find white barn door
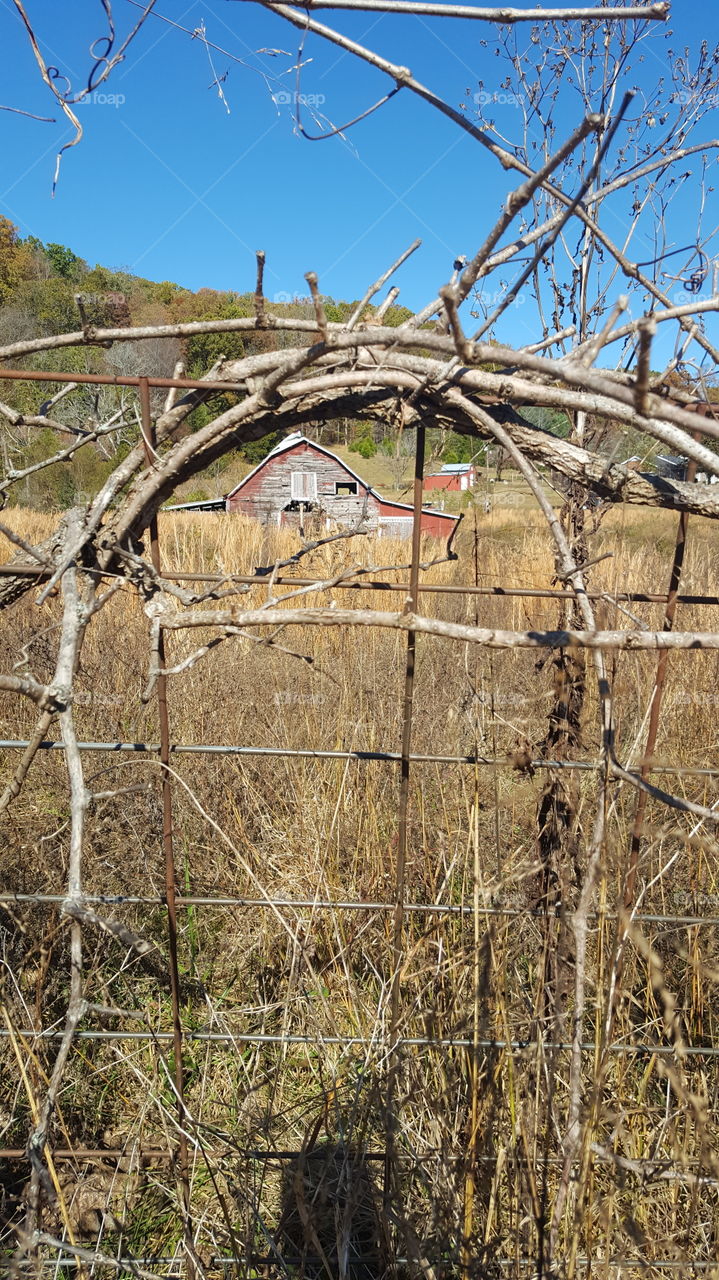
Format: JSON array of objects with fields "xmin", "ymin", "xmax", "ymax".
[{"xmin": 291, "ymin": 471, "xmax": 318, "ymax": 501}]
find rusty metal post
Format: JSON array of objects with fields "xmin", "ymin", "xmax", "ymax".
[
  {"xmin": 385, "ymin": 422, "xmax": 426, "ymax": 1223},
  {"xmin": 392, "ymin": 423, "xmax": 426, "ymax": 1010},
  {"xmin": 139, "ymin": 378, "xmax": 194, "ymax": 1265},
  {"xmin": 623, "ymin": 443, "xmax": 700, "ymax": 913}
]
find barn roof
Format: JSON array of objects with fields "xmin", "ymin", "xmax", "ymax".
[
  {"xmin": 161, "ymin": 496, "xmax": 226, "ymax": 512},
  {"xmin": 225, "ymin": 433, "xmax": 457, "ymax": 524},
  {"xmin": 225, "ymin": 432, "xmax": 372, "ymax": 500}
]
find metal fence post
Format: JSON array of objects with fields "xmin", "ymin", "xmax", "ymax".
[{"xmin": 139, "ymin": 377, "xmax": 194, "ymax": 1270}]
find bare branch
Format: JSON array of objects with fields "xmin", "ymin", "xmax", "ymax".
[
  {"xmin": 634, "ymin": 316, "xmax": 656, "ymax": 416},
  {"xmin": 242, "ymin": 0, "xmax": 670, "ymax": 17},
  {"xmin": 346, "ymin": 239, "xmax": 421, "ymax": 330},
  {"xmin": 305, "ymin": 271, "xmax": 328, "ymax": 341},
  {"xmin": 0, "ymin": 103, "xmax": 55, "ymax": 121},
  {"xmin": 0, "ymin": 674, "xmax": 62, "ymax": 707},
  {"xmin": 153, "ymin": 603, "xmax": 719, "ymax": 655}
]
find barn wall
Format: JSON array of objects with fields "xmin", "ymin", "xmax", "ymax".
[
  {"xmin": 418, "ymin": 511, "xmax": 458, "ymax": 538},
  {"xmin": 375, "ymin": 498, "xmax": 458, "ymax": 540},
  {"xmin": 227, "ymin": 443, "xmax": 381, "ymax": 528},
  {"xmin": 424, "ymin": 470, "xmax": 475, "ymax": 492},
  {"xmin": 227, "ymin": 441, "xmax": 459, "ymax": 540}
]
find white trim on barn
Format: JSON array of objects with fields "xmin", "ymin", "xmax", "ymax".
[{"xmin": 161, "ymin": 497, "xmax": 226, "ymax": 512}]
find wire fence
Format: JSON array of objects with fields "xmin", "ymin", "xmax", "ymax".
[{"xmin": 2, "ymin": 365, "xmax": 719, "ymax": 1278}]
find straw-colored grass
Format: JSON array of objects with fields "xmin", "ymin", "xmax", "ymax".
[{"xmin": 1, "ymin": 497, "xmax": 719, "ymax": 1276}]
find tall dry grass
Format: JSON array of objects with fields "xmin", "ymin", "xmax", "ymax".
[{"xmin": 1, "ymin": 502, "xmax": 719, "ymax": 1276}]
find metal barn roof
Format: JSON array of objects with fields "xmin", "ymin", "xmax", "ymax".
[{"xmin": 161, "ymin": 497, "xmax": 226, "ymax": 512}]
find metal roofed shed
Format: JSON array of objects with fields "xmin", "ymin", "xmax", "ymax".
[{"xmin": 424, "ymin": 462, "xmax": 477, "ymax": 492}]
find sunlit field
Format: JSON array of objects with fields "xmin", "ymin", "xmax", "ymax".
[{"xmin": 2, "ymin": 495, "xmax": 719, "ymax": 1274}]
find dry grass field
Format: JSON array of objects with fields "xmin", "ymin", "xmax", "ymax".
[{"xmin": 1, "ymin": 497, "xmax": 719, "ymax": 1277}]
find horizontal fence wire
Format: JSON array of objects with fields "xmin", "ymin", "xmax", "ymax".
[
  {"xmin": 2, "ymin": 891, "xmax": 717, "ymax": 927},
  {"xmin": 3, "ymin": 560, "xmax": 719, "ymax": 607},
  {"xmin": 3, "ymin": 363, "xmax": 718, "ymax": 1279},
  {"xmin": 1, "ymin": 1028, "xmax": 717, "ymax": 1054},
  {"xmin": 2, "ymin": 739, "xmax": 717, "ymax": 778},
  {"xmin": 21, "ymin": 1256, "xmax": 719, "ymax": 1272},
  {"xmin": 2, "ymin": 1149, "xmax": 717, "ymax": 1210},
  {"xmin": 1, "ymin": 1149, "xmax": 714, "ymax": 1175}
]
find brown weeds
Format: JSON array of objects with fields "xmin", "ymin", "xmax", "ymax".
[{"xmin": 1, "ymin": 505, "xmax": 719, "ymax": 1275}]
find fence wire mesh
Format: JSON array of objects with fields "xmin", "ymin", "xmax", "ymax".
[{"xmin": 1, "ymin": 365, "xmax": 719, "ymax": 1280}]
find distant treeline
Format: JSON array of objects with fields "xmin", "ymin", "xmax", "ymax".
[
  {"xmin": 0, "ymin": 217, "xmax": 499, "ymax": 507},
  {"xmin": 5, "ymin": 216, "xmax": 703, "ymax": 511}
]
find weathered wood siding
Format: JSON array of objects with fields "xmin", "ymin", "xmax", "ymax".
[
  {"xmin": 226, "ymin": 439, "xmax": 459, "ymax": 539},
  {"xmin": 375, "ymin": 497, "xmax": 456, "ymax": 539},
  {"xmin": 227, "ymin": 441, "xmax": 381, "ymax": 528}
]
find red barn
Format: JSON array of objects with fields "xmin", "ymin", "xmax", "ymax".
[
  {"xmin": 424, "ymin": 462, "xmax": 477, "ymax": 492},
  {"xmin": 224, "ymin": 434, "xmax": 459, "ymax": 539}
]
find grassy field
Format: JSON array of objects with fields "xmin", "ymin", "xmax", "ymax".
[{"xmin": 1, "ymin": 496, "xmax": 719, "ymax": 1276}]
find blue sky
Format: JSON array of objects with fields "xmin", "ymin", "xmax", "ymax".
[{"xmin": 0, "ymin": 0, "xmax": 717, "ymax": 355}]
